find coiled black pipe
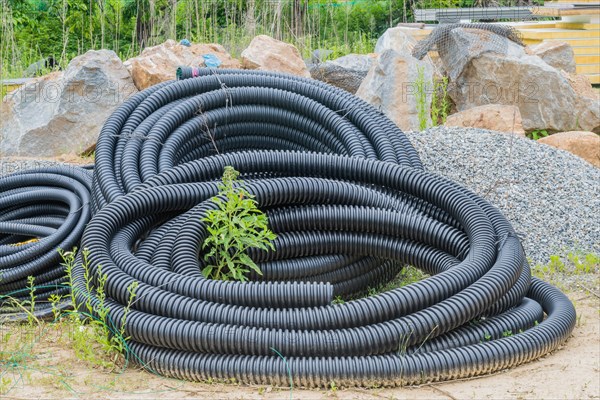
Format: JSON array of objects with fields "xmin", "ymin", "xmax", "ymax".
[
  {"xmin": 73, "ymin": 69, "xmax": 575, "ymax": 387},
  {"xmin": 0, "ymin": 165, "xmax": 93, "ymax": 319}
]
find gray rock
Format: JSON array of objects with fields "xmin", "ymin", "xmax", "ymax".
[
  {"xmin": 442, "ymin": 28, "xmax": 600, "ymax": 133},
  {"xmin": 311, "ymin": 49, "xmax": 334, "ymax": 64},
  {"xmin": 23, "ymin": 56, "xmax": 60, "ymax": 77},
  {"xmin": 310, "ymin": 54, "xmax": 375, "ymax": 94},
  {"xmin": 1, "ymin": 50, "xmax": 137, "ymax": 157},
  {"xmin": 528, "ymin": 40, "xmax": 576, "ymax": 74},
  {"xmin": 356, "ymin": 49, "xmax": 434, "ymax": 131},
  {"xmin": 375, "ymin": 27, "xmax": 417, "ymax": 54}
]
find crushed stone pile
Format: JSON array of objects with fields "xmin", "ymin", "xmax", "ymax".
[{"xmin": 407, "ymin": 127, "xmax": 600, "ymax": 265}]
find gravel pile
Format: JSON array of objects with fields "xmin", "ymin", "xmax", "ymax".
[{"xmin": 407, "ymin": 127, "xmax": 600, "ymax": 265}]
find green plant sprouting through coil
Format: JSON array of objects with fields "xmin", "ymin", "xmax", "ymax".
[
  {"xmin": 202, "ymin": 166, "xmax": 276, "ymax": 282},
  {"xmin": 415, "ymin": 66, "xmax": 450, "ymax": 131}
]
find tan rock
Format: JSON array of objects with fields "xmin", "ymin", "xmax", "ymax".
[
  {"xmin": 538, "ymin": 131, "xmax": 600, "ymax": 167},
  {"xmin": 528, "ymin": 40, "xmax": 576, "ymax": 73},
  {"xmin": 561, "ymin": 71, "xmax": 599, "ymax": 100},
  {"xmin": 124, "ymin": 39, "xmax": 240, "ymax": 90},
  {"xmin": 241, "ymin": 35, "xmax": 310, "ymax": 77},
  {"xmin": 445, "ymin": 104, "xmax": 525, "ymax": 135},
  {"xmin": 356, "ymin": 49, "xmax": 434, "ymax": 131}
]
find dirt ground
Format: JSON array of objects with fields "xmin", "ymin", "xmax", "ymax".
[{"xmin": 1, "ymin": 290, "xmax": 598, "ymax": 400}]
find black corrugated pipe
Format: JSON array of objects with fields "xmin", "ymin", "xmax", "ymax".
[
  {"xmin": 73, "ymin": 69, "xmax": 575, "ymax": 387},
  {"xmin": 0, "ymin": 165, "xmax": 93, "ymax": 319}
]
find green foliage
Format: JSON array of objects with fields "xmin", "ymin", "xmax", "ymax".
[
  {"xmin": 535, "ymin": 252, "xmax": 600, "ymax": 277},
  {"xmin": 377, "ymin": 265, "xmax": 429, "ymax": 293},
  {"xmin": 415, "ymin": 67, "xmax": 451, "ymax": 131},
  {"xmin": 415, "ymin": 66, "xmax": 429, "ymax": 131},
  {"xmin": 202, "ymin": 166, "xmax": 276, "ymax": 282},
  {"xmin": 1, "ymin": 0, "xmax": 547, "ymax": 78},
  {"xmin": 1, "ymin": 0, "xmax": 411, "ymax": 78},
  {"xmin": 567, "ymin": 252, "xmax": 600, "ymax": 274},
  {"xmin": 430, "ymin": 75, "xmax": 450, "ymax": 126},
  {"xmin": 48, "ymin": 293, "xmax": 63, "ymax": 322},
  {"xmin": 0, "ymin": 376, "xmax": 12, "ymax": 395},
  {"xmin": 528, "ymin": 129, "xmax": 549, "ymax": 140},
  {"xmin": 329, "ymin": 380, "xmax": 338, "ymax": 393},
  {"xmin": 533, "ymin": 251, "xmax": 600, "ymax": 292},
  {"xmin": 59, "ymin": 247, "xmax": 137, "ymax": 369},
  {"xmin": 26, "ymin": 276, "xmax": 36, "ymax": 326}
]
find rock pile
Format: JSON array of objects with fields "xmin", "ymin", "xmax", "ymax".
[
  {"xmin": 2, "ymin": 30, "xmax": 598, "ymax": 164},
  {"xmin": 442, "ymin": 28, "xmax": 599, "ymax": 133}
]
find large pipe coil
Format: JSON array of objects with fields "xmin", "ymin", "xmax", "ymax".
[{"xmin": 63, "ymin": 68, "xmax": 576, "ymax": 387}]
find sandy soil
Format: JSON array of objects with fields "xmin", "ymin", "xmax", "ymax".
[{"xmin": 1, "ymin": 290, "xmax": 598, "ymax": 400}]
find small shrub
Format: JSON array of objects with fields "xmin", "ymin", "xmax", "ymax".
[
  {"xmin": 202, "ymin": 166, "xmax": 276, "ymax": 282},
  {"xmin": 415, "ymin": 68, "xmax": 450, "ymax": 130},
  {"xmin": 26, "ymin": 276, "xmax": 36, "ymax": 326},
  {"xmin": 430, "ymin": 75, "xmax": 450, "ymax": 125},
  {"xmin": 60, "ymin": 247, "xmax": 137, "ymax": 369},
  {"xmin": 528, "ymin": 129, "xmax": 549, "ymax": 140}
]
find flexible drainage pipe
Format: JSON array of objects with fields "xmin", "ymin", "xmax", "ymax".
[
  {"xmin": 0, "ymin": 165, "xmax": 93, "ymax": 318},
  {"xmin": 71, "ymin": 69, "xmax": 574, "ymax": 387}
]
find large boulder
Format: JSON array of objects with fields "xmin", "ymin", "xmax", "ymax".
[
  {"xmin": 124, "ymin": 39, "xmax": 240, "ymax": 90},
  {"xmin": 375, "ymin": 27, "xmax": 417, "ymax": 54},
  {"xmin": 241, "ymin": 35, "xmax": 310, "ymax": 77},
  {"xmin": 356, "ymin": 49, "xmax": 434, "ymax": 131},
  {"xmin": 445, "ymin": 104, "xmax": 525, "ymax": 136},
  {"xmin": 1, "ymin": 50, "xmax": 137, "ymax": 157},
  {"xmin": 527, "ymin": 40, "xmax": 576, "ymax": 73},
  {"xmin": 377, "ymin": 26, "xmax": 444, "ymax": 77},
  {"xmin": 310, "ymin": 54, "xmax": 375, "ymax": 94},
  {"xmin": 538, "ymin": 131, "xmax": 600, "ymax": 167},
  {"xmin": 442, "ymin": 28, "xmax": 600, "ymax": 133}
]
